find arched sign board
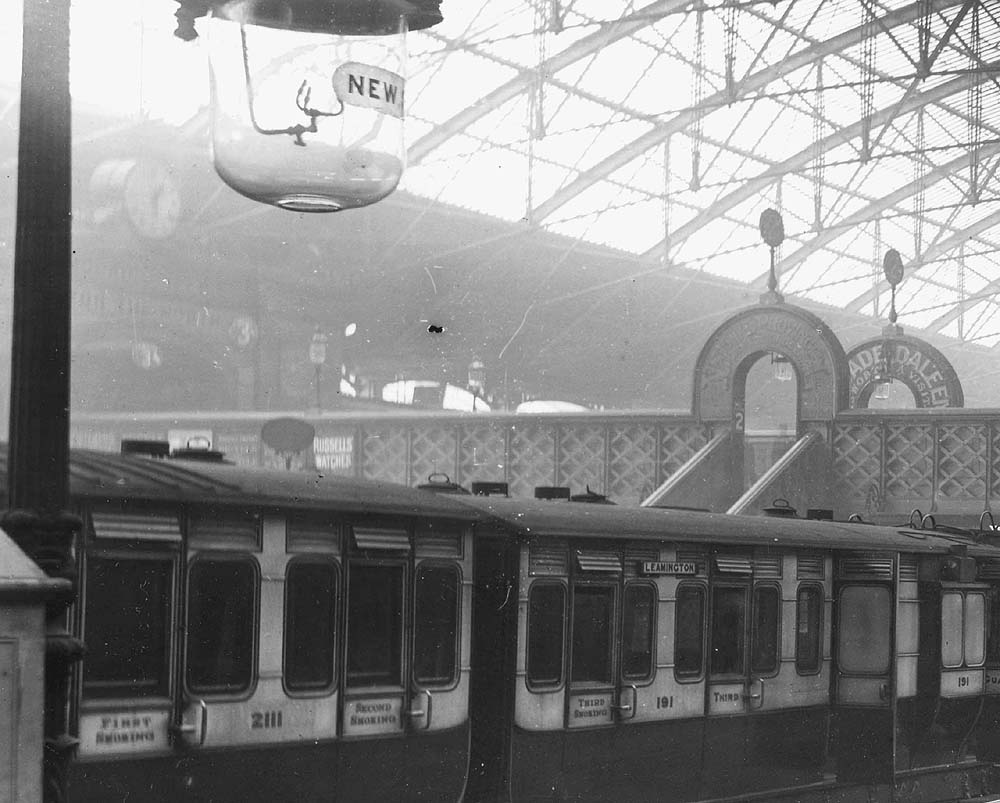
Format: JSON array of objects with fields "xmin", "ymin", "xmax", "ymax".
[
  {"xmin": 846, "ymin": 335, "xmax": 963, "ymax": 408},
  {"xmin": 693, "ymin": 304, "xmax": 849, "ymax": 423}
]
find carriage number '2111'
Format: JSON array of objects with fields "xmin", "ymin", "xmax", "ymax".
[{"xmin": 251, "ymin": 710, "xmax": 283, "ymax": 729}]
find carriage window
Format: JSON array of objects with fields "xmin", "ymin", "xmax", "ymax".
[
  {"xmin": 284, "ymin": 560, "xmax": 338, "ymax": 692},
  {"xmin": 966, "ymin": 592, "xmax": 986, "ymax": 667},
  {"xmin": 710, "ymin": 585, "xmax": 746, "ymax": 676},
  {"xmin": 413, "ymin": 564, "xmax": 460, "ymax": 685},
  {"xmin": 187, "ymin": 558, "xmax": 257, "ymax": 694},
  {"xmin": 795, "ymin": 585, "xmax": 822, "ymax": 673},
  {"xmin": 751, "ymin": 585, "xmax": 780, "ymax": 675},
  {"xmin": 347, "ymin": 563, "xmax": 404, "ymax": 687},
  {"xmin": 837, "ymin": 585, "xmax": 891, "ymax": 674},
  {"xmin": 944, "ymin": 590, "xmax": 987, "ymax": 669},
  {"xmin": 942, "ymin": 591, "xmax": 964, "ymax": 668},
  {"xmin": 622, "ymin": 584, "xmax": 655, "ymax": 680},
  {"xmin": 988, "ymin": 589, "xmax": 1000, "ymax": 666},
  {"xmin": 84, "ymin": 556, "xmax": 173, "ymax": 699},
  {"xmin": 527, "ymin": 583, "xmax": 565, "ymax": 687},
  {"xmin": 572, "ymin": 584, "xmax": 615, "ymax": 684},
  {"xmin": 675, "ymin": 585, "xmax": 705, "ymax": 679}
]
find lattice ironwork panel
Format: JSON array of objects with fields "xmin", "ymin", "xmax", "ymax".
[
  {"xmin": 558, "ymin": 424, "xmax": 607, "ymax": 495},
  {"xmin": 660, "ymin": 425, "xmax": 708, "ymax": 479},
  {"xmin": 937, "ymin": 424, "xmax": 987, "ymax": 501},
  {"xmin": 459, "ymin": 423, "xmax": 508, "ymax": 486},
  {"xmin": 411, "ymin": 425, "xmax": 458, "ymax": 486},
  {"xmin": 609, "ymin": 424, "xmax": 658, "ymax": 504},
  {"xmin": 885, "ymin": 424, "xmax": 933, "ymax": 501},
  {"xmin": 509, "ymin": 423, "xmax": 556, "ymax": 498},
  {"xmin": 991, "ymin": 426, "xmax": 1000, "ymax": 500},
  {"xmin": 361, "ymin": 425, "xmax": 408, "ymax": 485},
  {"xmin": 832, "ymin": 424, "xmax": 882, "ymax": 506}
]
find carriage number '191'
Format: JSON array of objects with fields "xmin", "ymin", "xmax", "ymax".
[
  {"xmin": 655, "ymin": 696, "xmax": 674, "ymax": 709},
  {"xmin": 251, "ymin": 710, "xmax": 283, "ymax": 729}
]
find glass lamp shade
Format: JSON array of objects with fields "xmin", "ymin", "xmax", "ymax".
[
  {"xmin": 207, "ymin": 0, "xmax": 407, "ymax": 212},
  {"xmin": 467, "ymin": 358, "xmax": 486, "ymax": 394},
  {"xmin": 770, "ymin": 354, "xmax": 793, "ymax": 382}
]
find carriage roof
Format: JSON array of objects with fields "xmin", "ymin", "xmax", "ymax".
[
  {"xmin": 0, "ymin": 446, "xmax": 480, "ymax": 521},
  {"xmin": 455, "ymin": 494, "xmax": 998, "ymax": 557}
]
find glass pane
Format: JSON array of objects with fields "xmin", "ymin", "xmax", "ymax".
[
  {"xmin": 965, "ymin": 593, "xmax": 986, "ymax": 667},
  {"xmin": 622, "ymin": 584, "xmax": 655, "ymax": 680},
  {"xmin": 941, "ymin": 591, "xmax": 964, "ymax": 668},
  {"xmin": 346, "ymin": 563, "xmax": 404, "ymax": 687},
  {"xmin": 675, "ymin": 585, "xmax": 705, "ymax": 678},
  {"xmin": 837, "ymin": 585, "xmax": 891, "ymax": 674},
  {"xmin": 527, "ymin": 583, "xmax": 565, "ymax": 687},
  {"xmin": 795, "ymin": 586, "xmax": 822, "ymax": 673},
  {"xmin": 187, "ymin": 559, "xmax": 256, "ymax": 694},
  {"xmin": 710, "ymin": 586, "xmax": 746, "ymax": 676},
  {"xmin": 571, "ymin": 585, "xmax": 615, "ymax": 685},
  {"xmin": 285, "ymin": 561, "xmax": 337, "ymax": 692},
  {"xmin": 413, "ymin": 564, "xmax": 459, "ymax": 685},
  {"xmin": 83, "ymin": 556, "xmax": 172, "ymax": 698},
  {"xmin": 751, "ymin": 586, "xmax": 780, "ymax": 674},
  {"xmin": 987, "ymin": 589, "xmax": 1000, "ymax": 666}
]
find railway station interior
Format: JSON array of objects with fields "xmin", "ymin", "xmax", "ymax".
[
  {"xmin": 2, "ymin": 1, "xmax": 1000, "ymax": 801},
  {"xmin": 1, "ymin": 0, "xmax": 996, "ymax": 519}
]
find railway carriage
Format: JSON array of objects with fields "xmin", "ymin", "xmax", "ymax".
[
  {"xmin": 42, "ymin": 446, "xmax": 480, "ymax": 802},
  {"xmin": 456, "ymin": 494, "xmax": 1000, "ymax": 803},
  {"xmin": 7, "ymin": 443, "xmax": 1000, "ymax": 801}
]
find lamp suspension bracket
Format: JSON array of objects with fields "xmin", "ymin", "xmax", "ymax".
[{"xmin": 173, "ymin": 0, "xmax": 443, "ymax": 40}]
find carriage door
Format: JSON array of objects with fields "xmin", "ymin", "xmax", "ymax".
[
  {"xmin": 75, "ymin": 508, "xmax": 182, "ymax": 786},
  {"xmin": 171, "ymin": 507, "xmax": 272, "ymax": 801},
  {"xmin": 560, "ymin": 548, "xmax": 658, "ymax": 799},
  {"xmin": 832, "ymin": 552, "xmax": 896, "ymax": 783},
  {"xmin": 977, "ymin": 564, "xmax": 1000, "ymax": 759},
  {"xmin": 338, "ymin": 523, "xmax": 471, "ymax": 800},
  {"xmin": 703, "ymin": 552, "xmax": 787, "ymax": 796}
]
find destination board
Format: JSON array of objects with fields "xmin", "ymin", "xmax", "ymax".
[{"xmin": 640, "ymin": 561, "xmax": 697, "ymax": 576}]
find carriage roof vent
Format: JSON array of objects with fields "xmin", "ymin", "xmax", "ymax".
[
  {"xmin": 570, "ymin": 486, "xmax": 614, "ymax": 504},
  {"xmin": 171, "ymin": 436, "xmax": 229, "ymax": 463},
  {"xmin": 121, "ymin": 439, "xmax": 170, "ymax": 459},
  {"xmin": 417, "ymin": 473, "xmax": 470, "ymax": 494},
  {"xmin": 171, "ymin": 447, "xmax": 228, "ymax": 462},
  {"xmin": 535, "ymin": 486, "xmax": 570, "ymax": 500},
  {"xmin": 471, "ymin": 481, "xmax": 509, "ymax": 497}
]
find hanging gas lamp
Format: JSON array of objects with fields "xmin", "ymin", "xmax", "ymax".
[
  {"xmin": 873, "ymin": 248, "xmax": 904, "ymax": 399},
  {"xmin": 758, "ymin": 208, "xmax": 785, "ymax": 303},
  {"xmin": 173, "ymin": 0, "xmax": 442, "ymax": 211}
]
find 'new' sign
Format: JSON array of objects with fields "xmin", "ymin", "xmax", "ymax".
[{"xmin": 334, "ymin": 62, "xmax": 404, "ymax": 118}]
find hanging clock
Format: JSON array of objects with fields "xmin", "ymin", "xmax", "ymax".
[{"xmin": 122, "ymin": 160, "xmax": 182, "ymax": 239}]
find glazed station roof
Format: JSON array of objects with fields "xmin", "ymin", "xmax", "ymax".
[{"xmin": 1, "ymin": 0, "xmax": 999, "ymax": 411}]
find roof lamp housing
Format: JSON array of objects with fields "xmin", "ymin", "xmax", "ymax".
[{"xmin": 179, "ymin": 0, "xmax": 443, "ymax": 212}]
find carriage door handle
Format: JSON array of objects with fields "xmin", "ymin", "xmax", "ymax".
[
  {"xmin": 407, "ymin": 689, "xmax": 432, "ymax": 730},
  {"xmin": 747, "ymin": 679, "xmax": 764, "ymax": 710},
  {"xmin": 612, "ymin": 685, "xmax": 637, "ymax": 720},
  {"xmin": 169, "ymin": 698, "xmax": 208, "ymax": 746}
]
